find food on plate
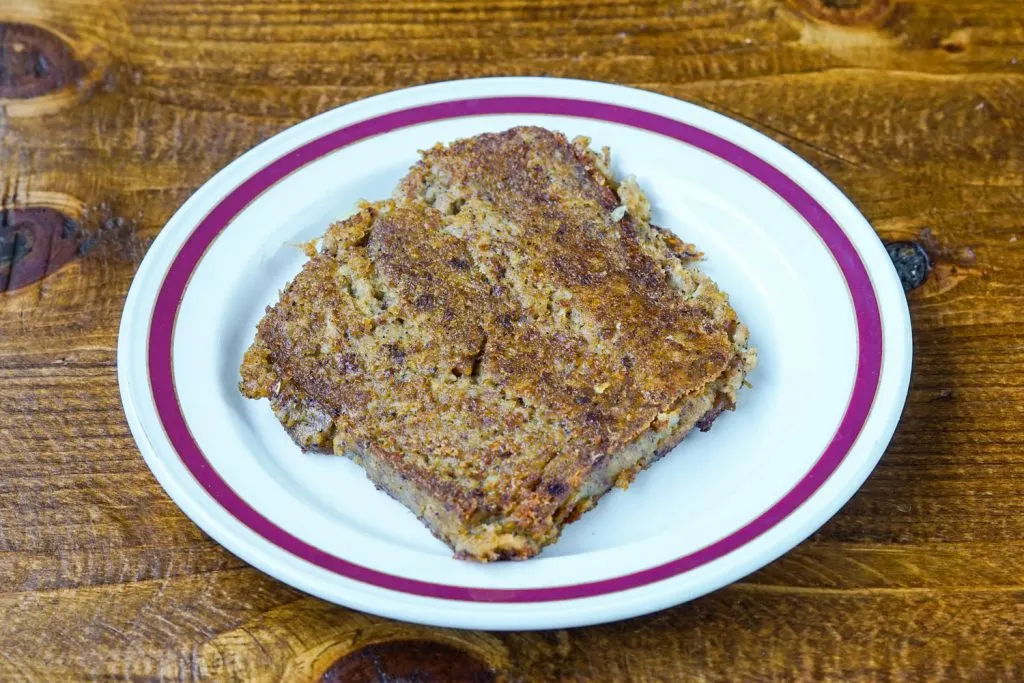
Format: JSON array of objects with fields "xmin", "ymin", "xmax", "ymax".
[{"xmin": 239, "ymin": 126, "xmax": 756, "ymax": 561}]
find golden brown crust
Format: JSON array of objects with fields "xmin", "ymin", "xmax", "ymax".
[{"xmin": 240, "ymin": 127, "xmax": 756, "ymax": 560}]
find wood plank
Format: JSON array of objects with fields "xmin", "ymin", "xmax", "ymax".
[{"xmin": 1, "ymin": 0, "xmax": 1022, "ymax": 679}]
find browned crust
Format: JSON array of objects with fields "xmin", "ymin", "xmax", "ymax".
[
  {"xmin": 263, "ymin": 374, "xmax": 745, "ymax": 561},
  {"xmin": 239, "ymin": 127, "xmax": 756, "ymax": 561}
]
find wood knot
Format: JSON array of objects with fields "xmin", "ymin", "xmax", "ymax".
[
  {"xmin": 0, "ymin": 23, "xmax": 83, "ymax": 99},
  {"xmin": 320, "ymin": 640, "xmax": 495, "ymax": 683},
  {"xmin": 1, "ymin": 207, "xmax": 83, "ymax": 292},
  {"xmin": 885, "ymin": 241, "xmax": 930, "ymax": 291},
  {"xmin": 788, "ymin": 0, "xmax": 896, "ymax": 26}
]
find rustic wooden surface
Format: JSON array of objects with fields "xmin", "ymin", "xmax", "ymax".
[{"xmin": 1, "ymin": 0, "xmax": 1022, "ymax": 680}]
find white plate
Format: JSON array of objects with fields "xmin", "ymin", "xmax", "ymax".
[{"xmin": 118, "ymin": 77, "xmax": 911, "ymax": 630}]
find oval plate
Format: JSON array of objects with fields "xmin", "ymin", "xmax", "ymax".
[{"xmin": 118, "ymin": 78, "xmax": 911, "ymax": 630}]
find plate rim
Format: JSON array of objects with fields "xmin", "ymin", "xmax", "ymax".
[{"xmin": 119, "ymin": 76, "xmax": 912, "ymax": 629}]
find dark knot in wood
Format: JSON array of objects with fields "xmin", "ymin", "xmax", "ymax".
[
  {"xmin": 0, "ymin": 23, "xmax": 83, "ymax": 99},
  {"xmin": 885, "ymin": 241, "xmax": 931, "ymax": 291},
  {"xmin": 320, "ymin": 640, "xmax": 495, "ymax": 683},
  {"xmin": 789, "ymin": 0, "xmax": 896, "ymax": 26},
  {"xmin": 1, "ymin": 207, "xmax": 83, "ymax": 292}
]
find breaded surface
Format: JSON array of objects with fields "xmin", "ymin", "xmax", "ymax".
[{"xmin": 240, "ymin": 127, "xmax": 756, "ymax": 561}]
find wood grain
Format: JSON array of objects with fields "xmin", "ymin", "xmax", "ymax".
[{"xmin": 1, "ymin": 0, "xmax": 1022, "ymax": 680}]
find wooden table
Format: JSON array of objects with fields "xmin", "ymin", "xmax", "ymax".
[{"xmin": 1, "ymin": 0, "xmax": 1022, "ymax": 680}]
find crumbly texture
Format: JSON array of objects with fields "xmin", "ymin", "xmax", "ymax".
[{"xmin": 240, "ymin": 127, "xmax": 756, "ymax": 561}]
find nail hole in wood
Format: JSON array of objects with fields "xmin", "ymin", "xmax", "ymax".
[{"xmin": 885, "ymin": 241, "xmax": 931, "ymax": 291}]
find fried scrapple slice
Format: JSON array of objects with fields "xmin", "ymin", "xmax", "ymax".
[{"xmin": 240, "ymin": 127, "xmax": 756, "ymax": 561}]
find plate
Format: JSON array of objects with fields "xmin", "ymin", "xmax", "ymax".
[{"xmin": 118, "ymin": 77, "xmax": 911, "ymax": 630}]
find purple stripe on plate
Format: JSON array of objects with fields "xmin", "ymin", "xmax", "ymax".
[{"xmin": 148, "ymin": 97, "xmax": 882, "ymax": 602}]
